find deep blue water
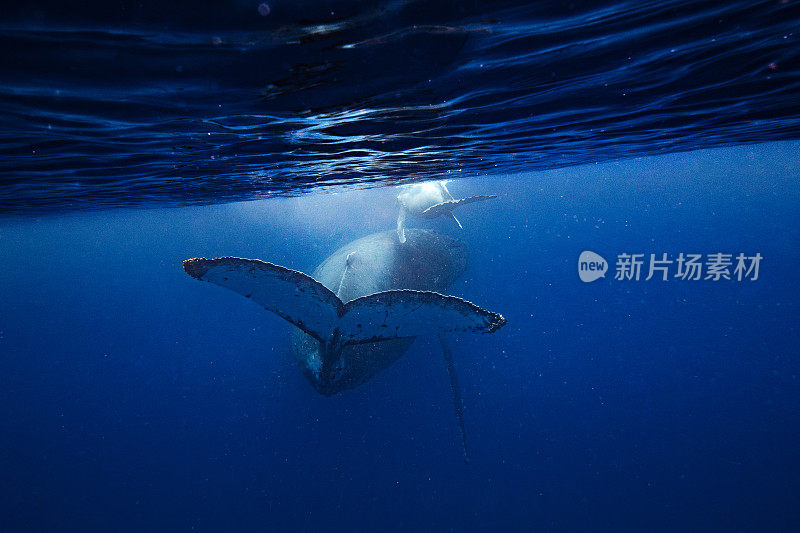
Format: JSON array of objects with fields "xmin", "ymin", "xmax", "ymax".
[
  {"xmin": 2, "ymin": 143, "xmax": 799, "ymax": 530},
  {"xmin": 2, "ymin": 0, "xmax": 800, "ymax": 531}
]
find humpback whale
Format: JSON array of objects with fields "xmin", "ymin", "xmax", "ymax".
[
  {"xmin": 396, "ymin": 181, "xmax": 497, "ymax": 243},
  {"xmin": 183, "ymin": 229, "xmax": 506, "ymax": 461}
]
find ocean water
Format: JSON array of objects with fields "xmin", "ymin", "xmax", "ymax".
[
  {"xmin": 2, "ymin": 144, "xmax": 799, "ymax": 530},
  {"xmin": 1, "ymin": 1, "xmax": 800, "ymax": 531},
  {"xmin": 2, "ymin": 0, "xmax": 799, "ymax": 211}
]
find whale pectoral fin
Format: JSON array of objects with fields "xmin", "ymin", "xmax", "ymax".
[
  {"xmin": 337, "ymin": 290, "xmax": 506, "ymax": 344},
  {"xmin": 396, "ymin": 207, "xmax": 407, "ymax": 243},
  {"xmin": 183, "ymin": 257, "xmax": 343, "ymax": 342},
  {"xmin": 439, "ymin": 332, "xmax": 468, "ymax": 463},
  {"xmin": 420, "ymin": 195, "xmax": 498, "ymax": 219},
  {"xmin": 440, "ymin": 181, "xmax": 456, "ymax": 201}
]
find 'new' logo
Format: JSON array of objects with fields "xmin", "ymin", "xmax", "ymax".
[{"xmin": 578, "ymin": 251, "xmax": 607, "ymax": 282}]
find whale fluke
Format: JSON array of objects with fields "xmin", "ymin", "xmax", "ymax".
[
  {"xmin": 183, "ymin": 257, "xmax": 340, "ymax": 343},
  {"xmin": 183, "ymin": 230, "xmax": 507, "ymax": 460},
  {"xmin": 341, "ymin": 289, "xmax": 506, "ymax": 342},
  {"xmin": 183, "ymin": 257, "xmax": 506, "ymax": 347}
]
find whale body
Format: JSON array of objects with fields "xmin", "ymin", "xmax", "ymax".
[
  {"xmin": 183, "ymin": 229, "xmax": 506, "ymax": 460},
  {"xmin": 292, "ymin": 229, "xmax": 475, "ymax": 395}
]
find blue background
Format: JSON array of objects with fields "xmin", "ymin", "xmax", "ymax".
[{"xmin": 1, "ymin": 142, "xmax": 798, "ymax": 530}]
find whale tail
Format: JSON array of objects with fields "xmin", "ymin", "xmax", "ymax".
[
  {"xmin": 183, "ymin": 256, "xmax": 505, "ymax": 461},
  {"xmin": 183, "ymin": 257, "xmax": 505, "ymax": 347}
]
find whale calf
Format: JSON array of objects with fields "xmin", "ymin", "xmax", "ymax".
[
  {"xmin": 396, "ymin": 181, "xmax": 497, "ymax": 243},
  {"xmin": 183, "ymin": 229, "xmax": 506, "ymax": 461}
]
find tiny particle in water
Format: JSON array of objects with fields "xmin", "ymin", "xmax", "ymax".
[
  {"xmin": 211, "ymin": 36, "xmax": 222, "ymax": 46},
  {"xmin": 258, "ymin": 3, "xmax": 270, "ymax": 16},
  {"xmin": 768, "ymin": 62, "xmax": 778, "ymax": 70}
]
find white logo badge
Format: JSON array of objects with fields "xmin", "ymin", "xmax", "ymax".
[{"xmin": 578, "ymin": 251, "xmax": 608, "ymax": 283}]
